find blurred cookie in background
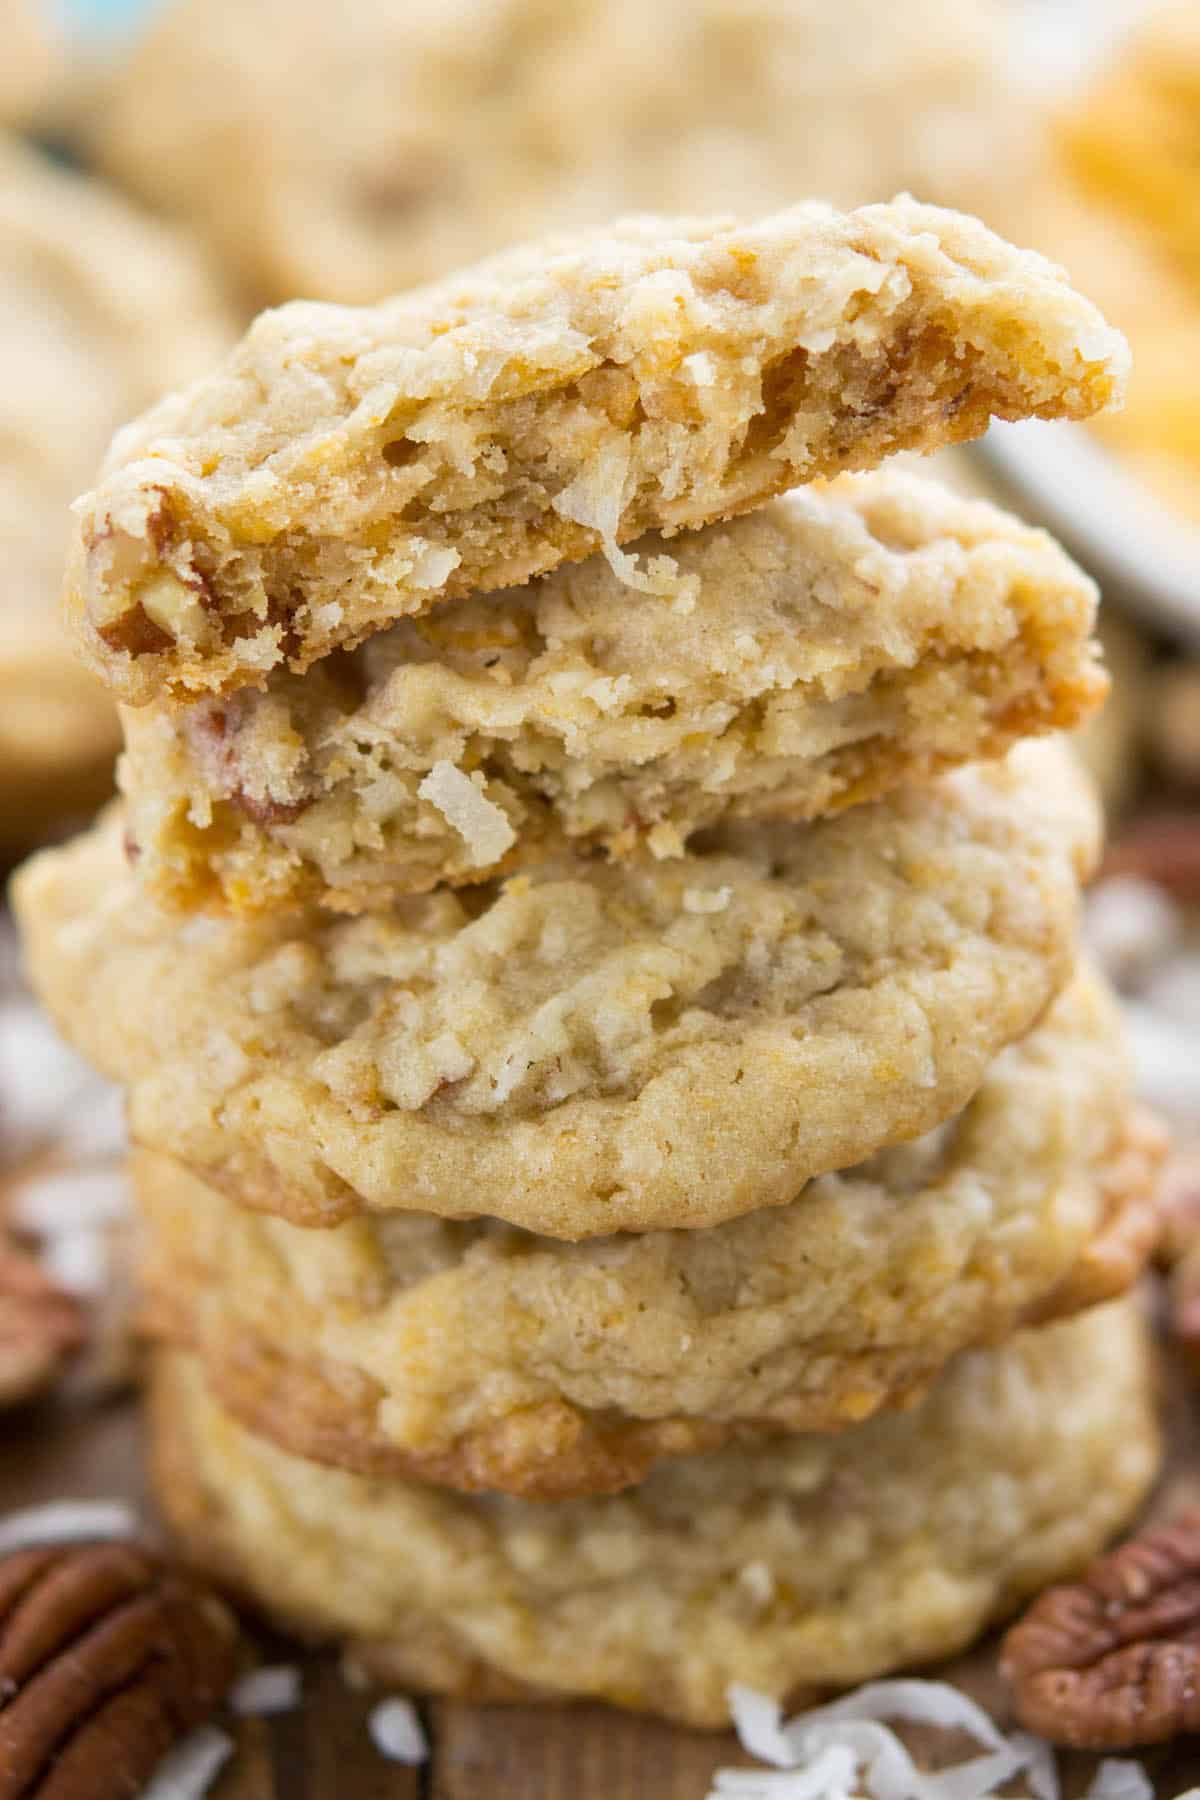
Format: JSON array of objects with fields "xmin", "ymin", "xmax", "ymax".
[
  {"xmin": 1055, "ymin": 0, "xmax": 1200, "ymax": 529},
  {"xmin": 0, "ymin": 0, "xmax": 67, "ymax": 130},
  {"xmin": 995, "ymin": 3, "xmax": 1200, "ymax": 530},
  {"xmin": 0, "ymin": 136, "xmax": 232, "ymax": 854},
  {"xmin": 90, "ymin": 0, "xmax": 1012, "ymax": 306},
  {"xmin": 1059, "ymin": 1, "xmax": 1200, "ymax": 298}
]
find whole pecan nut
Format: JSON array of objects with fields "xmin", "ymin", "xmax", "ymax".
[
  {"xmin": 1001, "ymin": 1509, "xmax": 1200, "ymax": 1747},
  {"xmin": 0, "ymin": 1540, "xmax": 241, "ymax": 1799},
  {"xmin": 0, "ymin": 1244, "xmax": 85, "ymax": 1409}
]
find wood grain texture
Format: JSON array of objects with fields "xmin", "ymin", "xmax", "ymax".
[
  {"xmin": 2, "ymin": 1377, "xmax": 1200, "ymax": 1798},
  {"xmin": 428, "ymin": 1701, "xmax": 744, "ymax": 1799}
]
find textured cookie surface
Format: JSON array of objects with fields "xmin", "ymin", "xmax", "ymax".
[
  {"xmin": 149, "ymin": 1301, "xmax": 1160, "ymax": 1726},
  {"xmin": 16, "ymin": 741, "xmax": 1099, "ymax": 1238},
  {"xmin": 135, "ymin": 972, "xmax": 1163, "ymax": 1498},
  {"xmin": 68, "ymin": 198, "xmax": 1127, "ymax": 704},
  {"xmin": 0, "ymin": 139, "xmax": 230, "ymax": 846},
  {"xmin": 119, "ymin": 468, "xmax": 1105, "ymax": 913},
  {"xmin": 93, "ymin": 0, "xmax": 1011, "ymax": 306}
]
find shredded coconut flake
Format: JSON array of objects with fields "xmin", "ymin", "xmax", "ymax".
[
  {"xmin": 1007, "ymin": 1732, "xmax": 1059, "ymax": 1800},
  {"xmin": 417, "ymin": 761, "xmax": 516, "ymax": 866},
  {"xmin": 792, "ymin": 1681, "xmax": 1007, "ymax": 1753},
  {"xmin": 40, "ymin": 1227, "xmax": 110, "ymax": 1297},
  {"xmin": 140, "ymin": 1726, "xmax": 234, "ymax": 1800},
  {"xmin": 802, "ymin": 1718, "xmax": 925, "ymax": 1800},
  {"xmin": 728, "ymin": 1686, "xmax": 795, "ymax": 1770},
  {"xmin": 11, "ymin": 1167, "xmax": 129, "ymax": 1235},
  {"xmin": 368, "ymin": 1696, "xmax": 428, "ymax": 1765},
  {"xmin": 551, "ymin": 437, "xmax": 696, "ymax": 600},
  {"xmin": 717, "ymin": 1677, "xmax": 1140, "ymax": 1800},
  {"xmin": 710, "ymin": 1744, "xmax": 858, "ymax": 1798},
  {"xmin": 0, "ymin": 1499, "xmax": 137, "ymax": 1554},
  {"xmin": 1083, "ymin": 876, "xmax": 1182, "ymax": 988},
  {"xmin": 230, "ymin": 1664, "xmax": 302, "ymax": 1717},
  {"xmin": 1082, "ymin": 1763, "xmax": 1154, "ymax": 1800},
  {"xmin": 922, "ymin": 1747, "xmax": 1027, "ymax": 1800},
  {"xmin": 61, "ymin": 1083, "xmax": 127, "ymax": 1159},
  {"xmin": 683, "ymin": 885, "xmax": 733, "ymax": 915},
  {"xmin": 0, "ymin": 1003, "xmax": 105, "ymax": 1158}
]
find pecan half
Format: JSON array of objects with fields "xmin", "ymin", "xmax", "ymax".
[
  {"xmin": 0, "ymin": 1244, "xmax": 85, "ymax": 1409},
  {"xmin": 1001, "ymin": 1509, "xmax": 1200, "ymax": 1747},
  {"xmin": 0, "ymin": 1541, "xmax": 240, "ymax": 1798}
]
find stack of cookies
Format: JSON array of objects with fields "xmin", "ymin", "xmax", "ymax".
[{"xmin": 16, "ymin": 198, "xmax": 1166, "ymax": 1727}]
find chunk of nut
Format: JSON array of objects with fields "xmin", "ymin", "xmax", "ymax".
[
  {"xmin": 1001, "ymin": 1510, "xmax": 1200, "ymax": 1747},
  {"xmin": 0, "ymin": 1540, "xmax": 241, "ymax": 1800}
]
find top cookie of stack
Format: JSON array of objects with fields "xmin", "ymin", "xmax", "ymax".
[{"xmin": 72, "ymin": 199, "xmax": 1120, "ymax": 708}]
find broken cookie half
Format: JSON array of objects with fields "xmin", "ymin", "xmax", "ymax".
[
  {"xmin": 117, "ymin": 468, "xmax": 1106, "ymax": 914},
  {"xmin": 69, "ymin": 197, "xmax": 1127, "ymax": 706}
]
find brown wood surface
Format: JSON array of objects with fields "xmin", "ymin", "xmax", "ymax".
[{"xmin": 4, "ymin": 1376, "xmax": 1200, "ymax": 1798}]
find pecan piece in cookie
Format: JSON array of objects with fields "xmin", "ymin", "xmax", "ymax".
[
  {"xmin": 1001, "ymin": 1509, "xmax": 1200, "ymax": 1747},
  {"xmin": 0, "ymin": 1243, "xmax": 85, "ymax": 1408},
  {"xmin": 0, "ymin": 1541, "xmax": 240, "ymax": 1800}
]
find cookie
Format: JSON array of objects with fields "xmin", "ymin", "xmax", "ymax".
[
  {"xmin": 16, "ymin": 740, "xmax": 1099, "ymax": 1238},
  {"xmin": 148, "ymin": 1299, "xmax": 1160, "ymax": 1726},
  {"xmin": 979, "ymin": 124, "xmax": 1200, "ymax": 525},
  {"xmin": 66, "ymin": 198, "xmax": 1127, "ymax": 706},
  {"xmin": 0, "ymin": 2, "xmax": 65, "ymax": 129},
  {"xmin": 134, "ymin": 972, "xmax": 1164, "ymax": 1499},
  {"xmin": 1054, "ymin": 9, "xmax": 1200, "ymax": 525},
  {"xmin": 0, "ymin": 139, "xmax": 231, "ymax": 850},
  {"xmin": 1059, "ymin": 2, "xmax": 1200, "ymax": 297},
  {"xmin": 118, "ymin": 468, "xmax": 1106, "ymax": 913},
  {"xmin": 93, "ymin": 0, "xmax": 1011, "ymax": 306}
]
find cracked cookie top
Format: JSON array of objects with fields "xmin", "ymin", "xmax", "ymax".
[
  {"xmin": 67, "ymin": 199, "xmax": 1126, "ymax": 704},
  {"xmin": 117, "ymin": 467, "xmax": 1105, "ymax": 913}
]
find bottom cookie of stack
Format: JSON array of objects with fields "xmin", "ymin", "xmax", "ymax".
[{"xmin": 149, "ymin": 1299, "xmax": 1160, "ymax": 1728}]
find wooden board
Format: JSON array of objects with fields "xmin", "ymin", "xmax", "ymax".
[{"xmin": 4, "ymin": 1374, "xmax": 1200, "ymax": 1798}]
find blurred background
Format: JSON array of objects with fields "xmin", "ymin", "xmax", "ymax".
[{"xmin": 1, "ymin": 0, "xmax": 1198, "ymax": 1282}]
